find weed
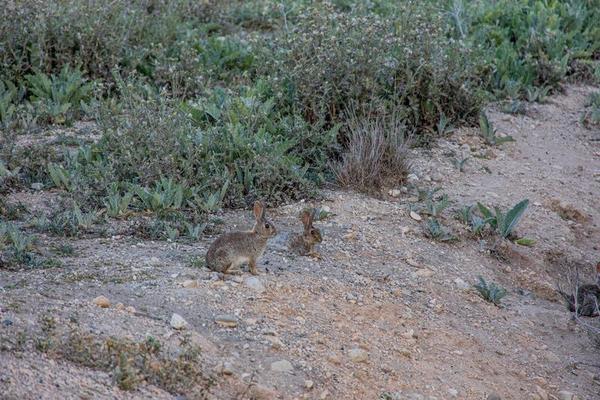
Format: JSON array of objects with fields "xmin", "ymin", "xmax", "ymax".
[
  {"xmin": 478, "ymin": 113, "xmax": 514, "ymax": 145},
  {"xmin": 35, "ymin": 202, "xmax": 97, "ymax": 237},
  {"xmin": 582, "ymin": 91, "xmax": 600, "ymax": 128},
  {"xmin": 334, "ymin": 109, "xmax": 410, "ymax": 194},
  {"xmin": 52, "ymin": 243, "xmax": 75, "ymax": 256},
  {"xmin": 423, "ymin": 194, "xmax": 450, "ymax": 218},
  {"xmin": 453, "ymin": 157, "xmax": 469, "ymax": 172},
  {"xmin": 189, "ymin": 257, "xmax": 206, "ymax": 269},
  {"xmin": 0, "ymin": 222, "xmax": 37, "ymax": 268},
  {"xmin": 25, "ymin": 65, "xmax": 93, "ymax": 125},
  {"xmin": 474, "ymin": 276, "xmax": 507, "ymax": 306},
  {"xmin": 104, "ymin": 189, "xmax": 134, "ymax": 218},
  {"xmin": 184, "ymin": 223, "xmax": 207, "ymax": 240},
  {"xmin": 477, "ymin": 199, "xmax": 529, "ymax": 239},
  {"xmin": 424, "ymin": 218, "xmax": 457, "ymax": 242}
]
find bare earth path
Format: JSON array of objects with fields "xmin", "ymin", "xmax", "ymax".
[{"xmin": 1, "ymin": 85, "xmax": 599, "ymax": 399}]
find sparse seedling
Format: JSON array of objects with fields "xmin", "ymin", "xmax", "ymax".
[
  {"xmin": 105, "ymin": 190, "xmax": 134, "ymax": 218},
  {"xmin": 436, "ymin": 112, "xmax": 455, "ymax": 135},
  {"xmin": 184, "ymin": 222, "xmax": 207, "ymax": 240},
  {"xmin": 453, "ymin": 156, "xmax": 469, "ymax": 172},
  {"xmin": 477, "ymin": 199, "xmax": 529, "ymax": 239},
  {"xmin": 478, "ymin": 112, "xmax": 514, "ymax": 145},
  {"xmin": 474, "ymin": 276, "xmax": 507, "ymax": 306},
  {"xmin": 424, "ymin": 218, "xmax": 457, "ymax": 242}
]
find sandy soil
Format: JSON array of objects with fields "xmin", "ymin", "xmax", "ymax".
[{"xmin": 1, "ymin": 85, "xmax": 599, "ymax": 400}]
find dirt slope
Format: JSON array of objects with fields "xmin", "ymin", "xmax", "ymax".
[{"xmin": 1, "ymin": 85, "xmax": 599, "ymax": 400}]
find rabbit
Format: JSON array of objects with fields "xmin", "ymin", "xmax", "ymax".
[
  {"xmin": 289, "ymin": 208, "xmax": 322, "ymax": 258},
  {"xmin": 206, "ymin": 201, "xmax": 276, "ymax": 275},
  {"xmin": 559, "ymin": 262, "xmax": 600, "ymax": 317}
]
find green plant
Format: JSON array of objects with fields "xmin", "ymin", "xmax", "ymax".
[
  {"xmin": 48, "ymin": 163, "xmax": 72, "ymax": 191},
  {"xmin": 104, "ymin": 189, "xmax": 134, "ymax": 218},
  {"xmin": 478, "ymin": 113, "xmax": 514, "ymax": 145},
  {"xmin": 424, "ymin": 218, "xmax": 457, "ymax": 242},
  {"xmin": 474, "ymin": 276, "xmax": 507, "ymax": 306},
  {"xmin": 477, "ymin": 199, "xmax": 529, "ymax": 239},
  {"xmin": 453, "ymin": 157, "xmax": 469, "ymax": 172},
  {"xmin": 25, "ymin": 65, "xmax": 93, "ymax": 124},
  {"xmin": 526, "ymin": 85, "xmax": 550, "ymax": 103},
  {"xmin": 0, "ymin": 81, "xmax": 24, "ymax": 128},
  {"xmin": 582, "ymin": 91, "xmax": 600, "ymax": 128},
  {"xmin": 35, "ymin": 203, "xmax": 97, "ymax": 237},
  {"xmin": 0, "ymin": 222, "xmax": 37, "ymax": 268},
  {"xmin": 455, "ymin": 204, "xmax": 488, "ymax": 235},
  {"xmin": 184, "ymin": 222, "xmax": 207, "ymax": 240},
  {"xmin": 423, "ymin": 194, "xmax": 450, "ymax": 217},
  {"xmin": 133, "ymin": 178, "xmax": 188, "ymax": 213}
]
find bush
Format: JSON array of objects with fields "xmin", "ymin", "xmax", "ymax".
[
  {"xmin": 459, "ymin": 0, "xmax": 600, "ymax": 97},
  {"xmin": 265, "ymin": 1, "xmax": 483, "ymax": 135},
  {"xmin": 333, "ymin": 108, "xmax": 410, "ymax": 194}
]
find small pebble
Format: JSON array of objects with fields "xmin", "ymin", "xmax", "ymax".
[
  {"xmin": 348, "ymin": 348, "xmax": 368, "ymax": 363},
  {"xmin": 170, "ymin": 313, "xmax": 188, "ymax": 330},
  {"xmin": 270, "ymin": 359, "xmax": 293, "ymax": 373},
  {"xmin": 93, "ymin": 296, "xmax": 110, "ymax": 308},
  {"xmin": 215, "ymin": 315, "xmax": 238, "ymax": 328}
]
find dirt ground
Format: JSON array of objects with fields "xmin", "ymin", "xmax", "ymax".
[{"xmin": 1, "ymin": 85, "xmax": 599, "ymax": 399}]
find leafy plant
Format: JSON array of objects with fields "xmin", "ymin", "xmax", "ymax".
[
  {"xmin": 424, "ymin": 218, "xmax": 457, "ymax": 242},
  {"xmin": 0, "ymin": 222, "xmax": 37, "ymax": 268},
  {"xmin": 184, "ymin": 222, "xmax": 207, "ymax": 240},
  {"xmin": 25, "ymin": 65, "xmax": 92, "ymax": 124},
  {"xmin": 133, "ymin": 178, "xmax": 188, "ymax": 213},
  {"xmin": 477, "ymin": 199, "xmax": 529, "ymax": 239},
  {"xmin": 474, "ymin": 276, "xmax": 507, "ymax": 306},
  {"xmin": 423, "ymin": 194, "xmax": 450, "ymax": 217},
  {"xmin": 48, "ymin": 163, "xmax": 72, "ymax": 191},
  {"xmin": 104, "ymin": 190, "xmax": 134, "ymax": 218},
  {"xmin": 478, "ymin": 113, "xmax": 514, "ymax": 145},
  {"xmin": 453, "ymin": 157, "xmax": 469, "ymax": 172},
  {"xmin": 582, "ymin": 91, "xmax": 600, "ymax": 128}
]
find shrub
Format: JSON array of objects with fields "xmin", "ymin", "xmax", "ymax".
[{"xmin": 333, "ymin": 108, "xmax": 410, "ymax": 194}]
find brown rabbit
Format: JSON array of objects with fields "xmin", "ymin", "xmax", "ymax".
[
  {"xmin": 289, "ymin": 208, "xmax": 322, "ymax": 257},
  {"xmin": 206, "ymin": 201, "xmax": 276, "ymax": 275},
  {"xmin": 560, "ymin": 262, "xmax": 600, "ymax": 317}
]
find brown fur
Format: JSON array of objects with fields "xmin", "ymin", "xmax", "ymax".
[
  {"xmin": 289, "ymin": 208, "xmax": 322, "ymax": 256},
  {"xmin": 206, "ymin": 201, "xmax": 276, "ymax": 275}
]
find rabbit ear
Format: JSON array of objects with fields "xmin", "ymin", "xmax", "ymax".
[
  {"xmin": 596, "ymin": 262, "xmax": 600, "ymax": 274},
  {"xmin": 301, "ymin": 209, "xmax": 311, "ymax": 229},
  {"xmin": 253, "ymin": 201, "xmax": 265, "ymax": 220}
]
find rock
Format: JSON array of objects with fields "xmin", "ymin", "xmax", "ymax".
[
  {"xmin": 407, "ymin": 173, "xmax": 419, "ymax": 182},
  {"xmin": 170, "ymin": 313, "xmax": 188, "ymax": 330},
  {"xmin": 447, "ymin": 388, "xmax": 458, "ymax": 397},
  {"xmin": 454, "ymin": 278, "xmax": 470, "ymax": 290},
  {"xmin": 182, "ymin": 279, "xmax": 199, "ymax": 288},
  {"xmin": 248, "ymin": 384, "xmax": 279, "ymax": 400},
  {"xmin": 319, "ymin": 390, "xmax": 330, "ymax": 399},
  {"xmin": 432, "ymin": 173, "xmax": 444, "ymax": 182},
  {"xmin": 215, "ymin": 315, "xmax": 238, "ymax": 328},
  {"xmin": 487, "ymin": 393, "xmax": 501, "ymax": 400},
  {"xmin": 304, "ymin": 380, "xmax": 314, "ymax": 390},
  {"xmin": 327, "ymin": 355, "xmax": 341, "ymax": 365},
  {"xmin": 125, "ymin": 306, "xmax": 136, "ymax": 314},
  {"xmin": 267, "ymin": 336, "xmax": 284, "ymax": 349},
  {"xmin": 424, "ymin": 175, "xmax": 432, "ymax": 182},
  {"xmin": 409, "ymin": 211, "xmax": 422, "ymax": 221},
  {"xmin": 557, "ymin": 391, "xmax": 574, "ymax": 400},
  {"xmin": 389, "ymin": 189, "xmax": 402, "ymax": 198},
  {"xmin": 405, "ymin": 258, "xmax": 422, "ymax": 268},
  {"xmin": 415, "ymin": 269, "xmax": 434, "ymax": 278},
  {"xmin": 92, "ymin": 296, "xmax": 110, "ymax": 308},
  {"xmin": 401, "ymin": 329, "xmax": 416, "ymax": 339},
  {"xmin": 270, "ymin": 359, "xmax": 293, "ymax": 373},
  {"xmin": 535, "ymin": 385, "xmax": 548, "ymax": 400},
  {"xmin": 115, "ymin": 302, "xmax": 125, "ymax": 310},
  {"xmin": 244, "ymin": 276, "xmax": 265, "ymax": 293},
  {"xmin": 31, "ymin": 182, "xmax": 44, "ymax": 190},
  {"xmin": 221, "ymin": 361, "xmax": 234, "ymax": 375},
  {"xmin": 348, "ymin": 348, "xmax": 368, "ymax": 363}
]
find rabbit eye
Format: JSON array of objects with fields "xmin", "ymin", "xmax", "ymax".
[
  {"xmin": 310, "ymin": 229, "xmax": 316, "ymax": 235},
  {"xmin": 264, "ymin": 223, "xmax": 270, "ymax": 229}
]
